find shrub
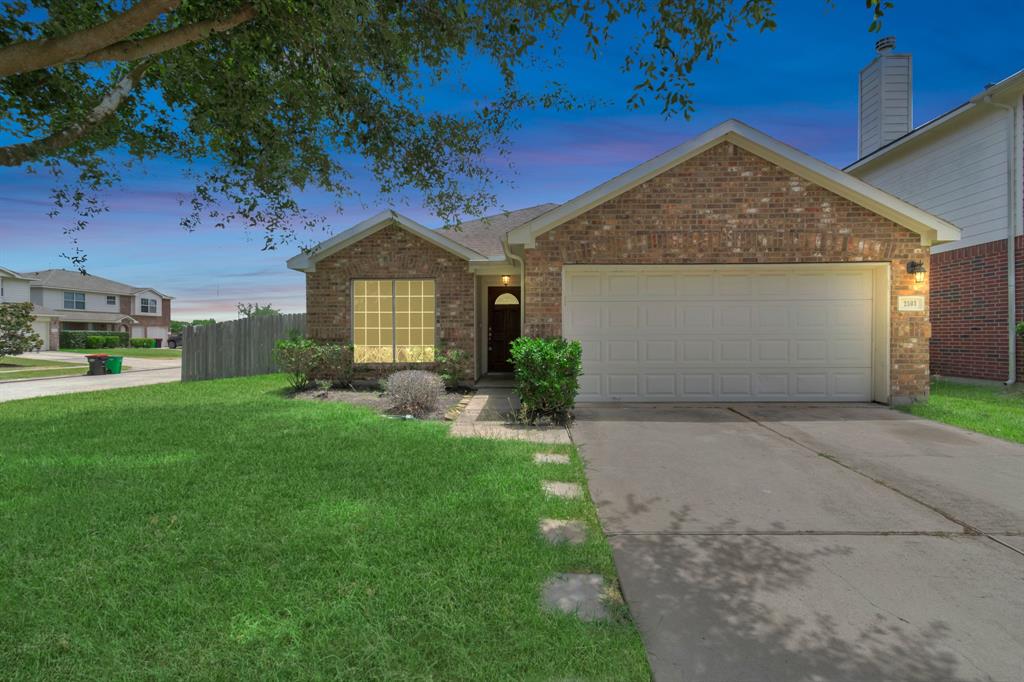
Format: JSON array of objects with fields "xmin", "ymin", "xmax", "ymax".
[
  {"xmin": 130, "ymin": 338, "xmax": 157, "ymax": 348},
  {"xmin": 60, "ymin": 331, "xmax": 128, "ymax": 348},
  {"xmin": 312, "ymin": 342, "xmax": 354, "ymax": 388},
  {"xmin": 1017, "ymin": 321, "xmax": 1024, "ymax": 337},
  {"xmin": 85, "ymin": 335, "xmax": 110, "ymax": 349},
  {"xmin": 0, "ymin": 302, "xmax": 42, "ymax": 360},
  {"xmin": 382, "ymin": 370, "xmax": 444, "ymax": 417},
  {"xmin": 274, "ymin": 336, "xmax": 321, "ymax": 390},
  {"xmin": 103, "ymin": 336, "xmax": 120, "ymax": 348},
  {"xmin": 509, "ymin": 337, "xmax": 582, "ymax": 425},
  {"xmin": 435, "ymin": 346, "xmax": 471, "ymax": 389}
]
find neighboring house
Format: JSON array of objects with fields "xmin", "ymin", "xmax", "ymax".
[
  {"xmin": 0, "ymin": 268, "xmax": 173, "ymax": 349},
  {"xmin": 289, "ymin": 120, "xmax": 959, "ymax": 404},
  {"xmin": 846, "ymin": 38, "xmax": 1023, "ymax": 383},
  {"xmin": 0, "ymin": 266, "xmax": 60, "ymax": 350}
]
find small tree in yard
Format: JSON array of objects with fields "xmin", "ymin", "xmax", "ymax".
[
  {"xmin": 237, "ymin": 302, "xmax": 280, "ymax": 319},
  {"xmin": 0, "ymin": 303, "xmax": 43, "ymax": 361}
]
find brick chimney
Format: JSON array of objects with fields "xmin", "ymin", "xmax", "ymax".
[{"xmin": 858, "ymin": 36, "xmax": 912, "ymax": 158}]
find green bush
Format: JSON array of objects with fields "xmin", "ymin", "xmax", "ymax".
[
  {"xmin": 60, "ymin": 331, "xmax": 128, "ymax": 349},
  {"xmin": 275, "ymin": 337, "xmax": 355, "ymax": 390},
  {"xmin": 435, "ymin": 346, "xmax": 471, "ymax": 389},
  {"xmin": 509, "ymin": 337, "xmax": 582, "ymax": 425},
  {"xmin": 85, "ymin": 335, "xmax": 109, "ymax": 349},
  {"xmin": 311, "ymin": 342, "xmax": 355, "ymax": 388},
  {"xmin": 274, "ymin": 336, "xmax": 321, "ymax": 390},
  {"xmin": 130, "ymin": 338, "xmax": 157, "ymax": 348},
  {"xmin": 1017, "ymin": 321, "xmax": 1024, "ymax": 338}
]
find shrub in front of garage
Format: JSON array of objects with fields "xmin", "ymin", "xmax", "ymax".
[
  {"xmin": 509, "ymin": 337, "xmax": 582, "ymax": 425},
  {"xmin": 130, "ymin": 338, "xmax": 158, "ymax": 348},
  {"xmin": 60, "ymin": 331, "xmax": 129, "ymax": 349}
]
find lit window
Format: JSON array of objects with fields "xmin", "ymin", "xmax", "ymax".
[
  {"xmin": 494, "ymin": 292, "xmax": 519, "ymax": 305},
  {"xmin": 63, "ymin": 292, "xmax": 85, "ymax": 310},
  {"xmin": 353, "ymin": 279, "xmax": 435, "ymax": 363},
  {"xmin": 141, "ymin": 298, "xmax": 157, "ymax": 313}
]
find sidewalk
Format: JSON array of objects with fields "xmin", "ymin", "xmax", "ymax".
[{"xmin": 0, "ymin": 367, "xmax": 181, "ymax": 403}]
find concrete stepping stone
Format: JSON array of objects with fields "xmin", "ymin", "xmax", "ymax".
[
  {"xmin": 534, "ymin": 452, "xmax": 570, "ymax": 465},
  {"xmin": 542, "ymin": 481, "xmax": 581, "ymax": 499},
  {"xmin": 539, "ymin": 518, "xmax": 587, "ymax": 545},
  {"xmin": 541, "ymin": 573, "xmax": 608, "ymax": 622}
]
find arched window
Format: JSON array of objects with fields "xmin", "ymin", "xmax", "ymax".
[{"xmin": 494, "ymin": 292, "xmax": 519, "ymax": 306}]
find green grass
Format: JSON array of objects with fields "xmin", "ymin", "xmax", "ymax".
[
  {"xmin": 59, "ymin": 347, "xmax": 182, "ymax": 359},
  {"xmin": 900, "ymin": 379, "xmax": 1024, "ymax": 444},
  {"xmin": 0, "ymin": 375, "xmax": 649, "ymax": 680},
  {"xmin": 0, "ymin": 367, "xmax": 88, "ymax": 381},
  {"xmin": 0, "ymin": 356, "xmax": 80, "ymax": 368}
]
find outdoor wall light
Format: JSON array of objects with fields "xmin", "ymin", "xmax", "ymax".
[
  {"xmin": 907, "ymin": 261, "xmax": 927, "ymax": 284},
  {"xmin": 501, "ymin": 274, "xmax": 512, "ymax": 285}
]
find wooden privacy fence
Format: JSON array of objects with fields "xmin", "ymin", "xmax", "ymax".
[{"xmin": 182, "ymin": 313, "xmax": 307, "ymax": 382}]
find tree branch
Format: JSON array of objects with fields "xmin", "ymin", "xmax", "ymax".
[
  {"xmin": 78, "ymin": 4, "xmax": 258, "ymax": 64},
  {"xmin": 0, "ymin": 0, "xmax": 180, "ymax": 78},
  {"xmin": 0, "ymin": 62, "xmax": 151, "ymax": 167}
]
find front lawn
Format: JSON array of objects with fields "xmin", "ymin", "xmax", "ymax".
[
  {"xmin": 900, "ymin": 379, "xmax": 1024, "ymax": 444},
  {"xmin": 0, "ymin": 375, "xmax": 648, "ymax": 680},
  {"xmin": 59, "ymin": 347, "xmax": 182, "ymax": 359}
]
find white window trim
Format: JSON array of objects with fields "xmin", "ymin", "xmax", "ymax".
[{"xmin": 63, "ymin": 291, "xmax": 85, "ymax": 310}]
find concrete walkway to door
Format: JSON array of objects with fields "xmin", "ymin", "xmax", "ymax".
[{"xmin": 571, "ymin": 403, "xmax": 1024, "ymax": 682}]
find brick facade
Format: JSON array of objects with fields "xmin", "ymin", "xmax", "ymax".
[
  {"xmin": 930, "ymin": 235, "xmax": 1023, "ymax": 382},
  {"xmin": 121, "ymin": 294, "xmax": 172, "ymax": 340},
  {"xmin": 305, "ymin": 224, "xmax": 476, "ymax": 373},
  {"xmin": 522, "ymin": 141, "xmax": 932, "ymax": 402}
]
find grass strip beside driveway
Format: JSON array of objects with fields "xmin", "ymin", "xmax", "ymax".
[
  {"xmin": 0, "ymin": 356, "xmax": 81, "ymax": 368},
  {"xmin": 0, "ymin": 375, "xmax": 648, "ymax": 680},
  {"xmin": 59, "ymin": 347, "xmax": 183, "ymax": 359},
  {"xmin": 900, "ymin": 379, "xmax": 1024, "ymax": 444},
  {"xmin": 0, "ymin": 367, "xmax": 90, "ymax": 381}
]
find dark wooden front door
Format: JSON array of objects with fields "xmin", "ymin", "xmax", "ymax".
[{"xmin": 487, "ymin": 287, "xmax": 521, "ymax": 373}]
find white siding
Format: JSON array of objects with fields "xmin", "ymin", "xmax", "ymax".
[
  {"xmin": 35, "ymin": 287, "xmax": 122, "ymax": 312},
  {"xmin": 0, "ymin": 277, "xmax": 31, "ymax": 303},
  {"xmin": 134, "ymin": 289, "xmax": 163, "ymax": 317},
  {"xmin": 859, "ymin": 54, "xmax": 912, "ymax": 157},
  {"xmin": 853, "ymin": 105, "xmax": 1012, "ymax": 252}
]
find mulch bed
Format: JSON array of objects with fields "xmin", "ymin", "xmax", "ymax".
[{"xmin": 293, "ymin": 386, "xmax": 471, "ymax": 422}]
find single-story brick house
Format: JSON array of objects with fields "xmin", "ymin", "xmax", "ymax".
[{"xmin": 288, "ymin": 120, "xmax": 959, "ymax": 404}]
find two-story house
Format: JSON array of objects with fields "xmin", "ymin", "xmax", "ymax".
[
  {"xmin": 0, "ymin": 267, "xmax": 173, "ymax": 349},
  {"xmin": 845, "ymin": 38, "xmax": 1023, "ymax": 384}
]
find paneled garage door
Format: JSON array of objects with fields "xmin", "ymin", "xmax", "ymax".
[{"xmin": 563, "ymin": 265, "xmax": 880, "ymax": 402}]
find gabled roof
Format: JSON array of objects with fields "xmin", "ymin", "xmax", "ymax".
[
  {"xmin": 506, "ymin": 119, "xmax": 961, "ymax": 247},
  {"xmin": 846, "ymin": 68, "xmax": 1024, "ymax": 171},
  {"xmin": 0, "ymin": 266, "xmax": 35, "ymax": 280},
  {"xmin": 442, "ymin": 204, "xmax": 559, "ymax": 258},
  {"xmin": 287, "ymin": 210, "xmax": 497, "ymax": 272},
  {"xmin": 23, "ymin": 269, "xmax": 173, "ymax": 299}
]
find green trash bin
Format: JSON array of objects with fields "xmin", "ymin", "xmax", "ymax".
[{"xmin": 105, "ymin": 356, "xmax": 124, "ymax": 374}]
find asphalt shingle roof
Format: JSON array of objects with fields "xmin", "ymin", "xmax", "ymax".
[{"xmin": 439, "ymin": 204, "xmax": 559, "ymax": 258}]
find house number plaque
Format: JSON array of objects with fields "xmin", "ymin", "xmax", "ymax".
[{"xmin": 897, "ymin": 295, "xmax": 925, "ymax": 312}]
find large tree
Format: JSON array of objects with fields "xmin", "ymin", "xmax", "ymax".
[{"xmin": 1, "ymin": 1, "xmax": 890, "ymax": 261}]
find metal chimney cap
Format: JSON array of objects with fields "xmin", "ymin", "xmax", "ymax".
[{"xmin": 875, "ymin": 36, "xmax": 897, "ymax": 54}]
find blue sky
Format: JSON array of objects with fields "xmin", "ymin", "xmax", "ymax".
[{"xmin": 2, "ymin": 0, "xmax": 1022, "ymax": 320}]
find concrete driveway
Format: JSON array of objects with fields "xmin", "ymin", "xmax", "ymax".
[
  {"xmin": 572, "ymin": 403, "xmax": 1024, "ymax": 682},
  {"xmin": 0, "ymin": 351, "xmax": 181, "ymax": 403}
]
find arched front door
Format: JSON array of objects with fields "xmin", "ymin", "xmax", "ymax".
[{"xmin": 487, "ymin": 287, "xmax": 521, "ymax": 373}]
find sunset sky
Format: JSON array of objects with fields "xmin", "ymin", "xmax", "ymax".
[{"xmin": 2, "ymin": 0, "xmax": 1021, "ymax": 320}]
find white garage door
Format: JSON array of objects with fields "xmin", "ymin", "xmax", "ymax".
[
  {"xmin": 31, "ymin": 319, "xmax": 50, "ymax": 350},
  {"xmin": 563, "ymin": 265, "xmax": 880, "ymax": 402}
]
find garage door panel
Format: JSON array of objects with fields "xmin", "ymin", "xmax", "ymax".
[
  {"xmin": 607, "ymin": 340, "xmax": 639, "ymax": 362},
  {"xmin": 644, "ymin": 340, "xmax": 677, "ymax": 362},
  {"xmin": 564, "ymin": 266, "xmax": 876, "ymax": 402}
]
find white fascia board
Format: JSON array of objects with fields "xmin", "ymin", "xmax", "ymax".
[
  {"xmin": 0, "ymin": 266, "xmax": 35, "ymax": 280},
  {"xmin": 287, "ymin": 210, "xmax": 488, "ymax": 273},
  {"xmin": 507, "ymin": 119, "xmax": 960, "ymax": 247}
]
